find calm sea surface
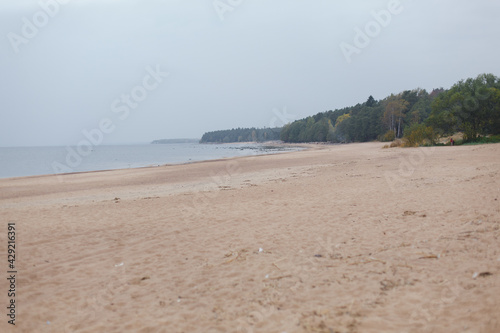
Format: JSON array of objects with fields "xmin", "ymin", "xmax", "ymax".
[{"xmin": 0, "ymin": 143, "xmax": 300, "ymax": 179}]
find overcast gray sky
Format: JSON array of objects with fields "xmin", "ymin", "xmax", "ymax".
[{"xmin": 1, "ymin": 0, "xmax": 499, "ymax": 146}]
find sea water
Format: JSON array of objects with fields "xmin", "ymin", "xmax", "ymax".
[{"xmin": 0, "ymin": 143, "xmax": 300, "ymax": 179}]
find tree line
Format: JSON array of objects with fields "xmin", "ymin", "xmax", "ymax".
[
  {"xmin": 280, "ymin": 89, "xmax": 441, "ymax": 143},
  {"xmin": 200, "ymin": 73, "xmax": 500, "ymax": 145},
  {"xmin": 427, "ymin": 73, "xmax": 500, "ymax": 142},
  {"xmin": 281, "ymin": 73, "xmax": 500, "ymax": 145},
  {"xmin": 200, "ymin": 127, "xmax": 281, "ymax": 143}
]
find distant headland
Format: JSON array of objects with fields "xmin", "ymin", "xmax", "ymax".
[{"xmin": 151, "ymin": 138, "xmax": 200, "ymax": 144}]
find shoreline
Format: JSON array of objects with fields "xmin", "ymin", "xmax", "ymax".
[
  {"xmin": 0, "ymin": 142, "xmax": 309, "ymax": 182},
  {"xmin": 0, "ymin": 143, "xmax": 323, "ymax": 205}
]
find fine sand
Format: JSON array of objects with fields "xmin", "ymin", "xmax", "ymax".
[{"xmin": 1, "ymin": 142, "xmax": 499, "ymax": 333}]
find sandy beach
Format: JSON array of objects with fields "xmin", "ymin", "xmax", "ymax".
[{"xmin": 1, "ymin": 142, "xmax": 499, "ymax": 333}]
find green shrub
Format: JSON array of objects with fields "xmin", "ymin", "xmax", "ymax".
[
  {"xmin": 403, "ymin": 124, "xmax": 436, "ymax": 147},
  {"xmin": 381, "ymin": 130, "xmax": 396, "ymax": 142}
]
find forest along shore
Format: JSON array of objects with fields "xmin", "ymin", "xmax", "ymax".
[{"xmin": 0, "ymin": 142, "xmax": 499, "ymax": 333}]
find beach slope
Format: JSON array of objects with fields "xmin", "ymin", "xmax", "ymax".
[{"xmin": 1, "ymin": 142, "xmax": 499, "ymax": 332}]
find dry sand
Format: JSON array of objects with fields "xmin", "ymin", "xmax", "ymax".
[{"xmin": 1, "ymin": 142, "xmax": 499, "ymax": 333}]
